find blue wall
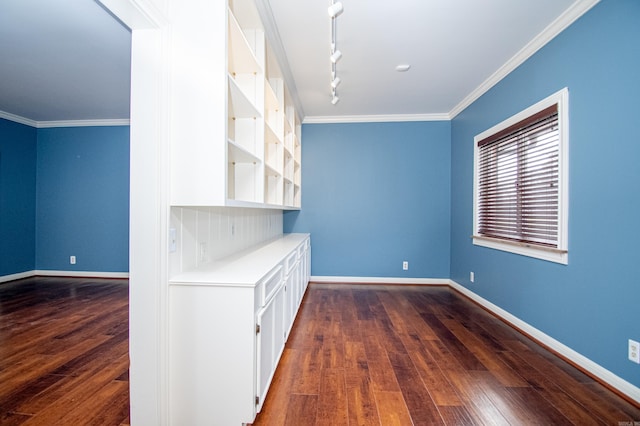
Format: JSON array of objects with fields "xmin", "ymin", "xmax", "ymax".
[
  {"xmin": 284, "ymin": 121, "xmax": 451, "ymax": 278},
  {"xmin": 450, "ymin": 0, "xmax": 640, "ymax": 388},
  {"xmin": 36, "ymin": 126, "xmax": 130, "ymax": 272},
  {"xmin": 0, "ymin": 119, "xmax": 37, "ymax": 276}
]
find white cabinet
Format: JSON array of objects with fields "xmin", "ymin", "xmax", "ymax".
[
  {"xmin": 169, "ymin": 234, "xmax": 310, "ymax": 425},
  {"xmin": 256, "ymin": 279, "xmax": 285, "ymax": 412},
  {"xmin": 170, "ymin": 0, "xmax": 302, "ymax": 209},
  {"xmin": 283, "ymin": 251, "xmax": 299, "ymax": 338}
]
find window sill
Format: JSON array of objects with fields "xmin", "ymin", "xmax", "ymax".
[{"xmin": 472, "ymin": 235, "xmax": 568, "ymax": 265}]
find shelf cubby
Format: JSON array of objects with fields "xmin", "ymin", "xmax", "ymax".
[
  {"xmin": 170, "ymin": 0, "xmax": 300, "ymax": 209},
  {"xmin": 264, "ymin": 170, "xmax": 283, "ymax": 206}
]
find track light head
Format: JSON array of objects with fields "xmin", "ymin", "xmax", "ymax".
[
  {"xmin": 328, "ymin": 2, "xmax": 344, "ymax": 18},
  {"xmin": 328, "ymin": 2, "xmax": 344, "ymax": 104}
]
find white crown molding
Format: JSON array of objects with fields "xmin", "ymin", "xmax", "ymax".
[
  {"xmin": 0, "ymin": 110, "xmax": 130, "ymax": 128},
  {"xmin": 36, "ymin": 119, "xmax": 130, "ymax": 128},
  {"xmin": 303, "ymin": 113, "xmax": 450, "ymax": 124},
  {"xmin": 449, "ymin": 0, "xmax": 600, "ymax": 119},
  {"xmin": 302, "ymin": 1, "xmax": 600, "ymax": 125},
  {"xmin": 311, "ymin": 276, "xmax": 450, "ymax": 285},
  {"xmin": 0, "ymin": 110, "xmax": 38, "ymax": 127},
  {"xmin": 97, "ymin": 0, "xmax": 168, "ymax": 30},
  {"xmin": 448, "ymin": 279, "xmax": 640, "ymax": 405}
]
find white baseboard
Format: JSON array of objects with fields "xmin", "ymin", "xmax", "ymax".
[
  {"xmin": 0, "ymin": 270, "xmax": 36, "ymax": 283},
  {"xmin": 34, "ymin": 270, "xmax": 129, "ymax": 279},
  {"xmin": 1, "ymin": 270, "xmax": 129, "ymax": 283},
  {"xmin": 448, "ymin": 280, "xmax": 640, "ymax": 405},
  {"xmin": 310, "ymin": 276, "xmax": 450, "ymax": 285}
]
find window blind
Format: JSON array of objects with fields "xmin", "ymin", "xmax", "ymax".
[{"xmin": 477, "ymin": 104, "xmax": 559, "ymax": 248}]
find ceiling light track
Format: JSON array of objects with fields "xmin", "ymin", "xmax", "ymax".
[{"xmin": 328, "ymin": 1, "xmax": 343, "ymax": 105}]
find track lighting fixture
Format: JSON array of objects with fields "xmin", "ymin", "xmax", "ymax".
[
  {"xmin": 328, "ymin": 1, "xmax": 344, "ymax": 105},
  {"xmin": 330, "ymin": 50, "xmax": 342, "ymax": 63},
  {"xmin": 328, "ymin": 2, "xmax": 343, "ymax": 18}
]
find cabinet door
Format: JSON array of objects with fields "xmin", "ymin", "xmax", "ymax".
[
  {"xmin": 304, "ymin": 243, "xmax": 311, "ymax": 290},
  {"xmin": 294, "ymin": 261, "xmax": 303, "ymax": 306},
  {"xmin": 284, "ymin": 270, "xmax": 296, "ymax": 334},
  {"xmin": 283, "ymin": 279, "xmax": 290, "ymax": 340},
  {"xmin": 273, "ymin": 280, "xmax": 286, "ymax": 362},
  {"xmin": 256, "ymin": 295, "xmax": 275, "ymax": 412},
  {"xmin": 256, "ymin": 282, "xmax": 286, "ymax": 413}
]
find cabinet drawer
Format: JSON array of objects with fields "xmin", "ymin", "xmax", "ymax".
[
  {"xmin": 284, "ymin": 251, "xmax": 298, "ymax": 276},
  {"xmin": 297, "ymin": 243, "xmax": 305, "ymax": 259},
  {"xmin": 260, "ymin": 265, "xmax": 283, "ymax": 306}
]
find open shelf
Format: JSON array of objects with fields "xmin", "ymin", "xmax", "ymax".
[
  {"xmin": 264, "ymin": 79, "xmax": 278, "ymax": 117},
  {"xmin": 228, "ymin": 138, "xmax": 260, "ymax": 164},
  {"xmin": 264, "ymin": 165, "xmax": 283, "ymax": 205},
  {"xmin": 228, "ymin": 159, "xmax": 261, "ymax": 203},
  {"xmin": 170, "ymin": 1, "xmax": 300, "ymax": 209},
  {"xmin": 283, "ymin": 180, "xmax": 295, "ymax": 207},
  {"xmin": 228, "ymin": 8, "xmax": 261, "ymax": 75},
  {"xmin": 264, "ymin": 127, "xmax": 282, "ymax": 173},
  {"xmin": 228, "ymin": 75, "xmax": 261, "ymax": 119},
  {"xmin": 264, "ymin": 119, "xmax": 280, "ymax": 146}
]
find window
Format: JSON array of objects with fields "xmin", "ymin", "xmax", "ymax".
[{"xmin": 473, "ymin": 88, "xmax": 568, "ymax": 264}]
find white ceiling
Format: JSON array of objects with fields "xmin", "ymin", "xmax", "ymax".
[
  {"xmin": 267, "ymin": 0, "xmax": 585, "ymax": 121},
  {"xmin": 0, "ymin": 0, "xmax": 131, "ymax": 123},
  {"xmin": 0, "ymin": 0, "xmax": 593, "ymax": 124}
]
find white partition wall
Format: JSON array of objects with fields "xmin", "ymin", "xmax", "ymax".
[{"xmin": 98, "ymin": 0, "xmax": 304, "ymax": 423}]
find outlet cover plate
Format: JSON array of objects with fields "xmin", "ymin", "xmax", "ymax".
[{"xmin": 629, "ymin": 339, "xmax": 640, "ymax": 364}]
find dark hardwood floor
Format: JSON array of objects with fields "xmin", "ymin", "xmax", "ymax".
[
  {"xmin": 0, "ymin": 276, "xmax": 130, "ymax": 426},
  {"xmin": 2, "ymin": 278, "xmax": 639, "ymax": 425},
  {"xmin": 254, "ymin": 283, "xmax": 640, "ymax": 425}
]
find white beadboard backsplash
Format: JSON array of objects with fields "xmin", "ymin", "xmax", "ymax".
[{"xmin": 169, "ymin": 206, "xmax": 283, "ymax": 276}]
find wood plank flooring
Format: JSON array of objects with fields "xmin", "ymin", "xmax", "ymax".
[
  {"xmin": 254, "ymin": 283, "xmax": 640, "ymax": 425},
  {"xmin": 2, "ymin": 278, "xmax": 639, "ymax": 425},
  {"xmin": 0, "ymin": 276, "xmax": 130, "ymax": 426}
]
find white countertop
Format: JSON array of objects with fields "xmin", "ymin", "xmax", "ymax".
[{"xmin": 169, "ymin": 233, "xmax": 309, "ymax": 286}]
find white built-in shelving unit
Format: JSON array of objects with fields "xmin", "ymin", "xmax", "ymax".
[
  {"xmin": 166, "ymin": 1, "xmax": 308, "ymax": 423},
  {"xmin": 171, "ymin": 0, "xmax": 302, "ymax": 210}
]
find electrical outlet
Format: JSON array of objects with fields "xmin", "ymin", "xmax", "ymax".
[
  {"xmin": 199, "ymin": 242, "xmax": 208, "ymax": 263},
  {"xmin": 169, "ymin": 228, "xmax": 177, "ymax": 253},
  {"xmin": 629, "ymin": 339, "xmax": 640, "ymax": 364},
  {"xmin": 470, "ymin": 272, "xmax": 475, "ymax": 283},
  {"xmin": 70, "ymin": 256, "xmax": 76, "ymax": 265},
  {"xmin": 402, "ymin": 261, "xmax": 408, "ymax": 271}
]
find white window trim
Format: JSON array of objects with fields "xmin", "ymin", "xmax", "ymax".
[{"xmin": 473, "ymin": 88, "xmax": 569, "ymax": 265}]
